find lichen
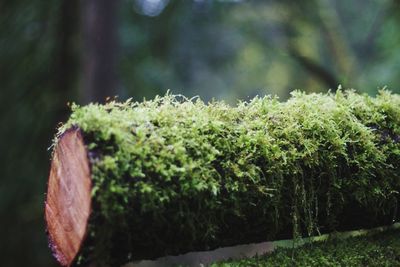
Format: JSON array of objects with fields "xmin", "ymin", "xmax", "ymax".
[{"xmin": 54, "ymin": 90, "xmax": 400, "ymax": 266}]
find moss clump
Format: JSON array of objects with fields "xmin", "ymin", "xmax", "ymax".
[
  {"xmin": 212, "ymin": 228, "xmax": 400, "ymax": 267},
  {"xmin": 56, "ymin": 90, "xmax": 400, "ymax": 266}
]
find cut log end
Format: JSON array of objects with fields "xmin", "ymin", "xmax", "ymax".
[{"xmin": 45, "ymin": 128, "xmax": 92, "ymax": 267}]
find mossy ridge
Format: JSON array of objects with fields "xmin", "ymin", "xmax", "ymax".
[{"xmin": 56, "ymin": 90, "xmax": 400, "ymax": 266}]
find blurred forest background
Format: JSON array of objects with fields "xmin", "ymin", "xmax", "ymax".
[{"xmin": 1, "ymin": 0, "xmax": 400, "ymax": 266}]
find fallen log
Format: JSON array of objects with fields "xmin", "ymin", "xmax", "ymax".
[{"xmin": 45, "ymin": 90, "xmax": 400, "ymax": 266}]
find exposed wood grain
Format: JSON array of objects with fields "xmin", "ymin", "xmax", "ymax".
[{"xmin": 45, "ymin": 128, "xmax": 92, "ymax": 267}]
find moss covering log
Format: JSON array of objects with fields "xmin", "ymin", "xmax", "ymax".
[{"xmin": 45, "ymin": 90, "xmax": 400, "ymax": 266}]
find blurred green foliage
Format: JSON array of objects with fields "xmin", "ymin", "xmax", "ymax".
[{"xmin": 1, "ymin": 0, "xmax": 400, "ymax": 266}]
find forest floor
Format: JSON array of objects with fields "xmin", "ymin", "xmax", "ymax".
[{"xmin": 211, "ymin": 228, "xmax": 400, "ymax": 266}]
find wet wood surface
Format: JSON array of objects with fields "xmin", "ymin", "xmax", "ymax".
[{"xmin": 45, "ymin": 128, "xmax": 92, "ymax": 266}]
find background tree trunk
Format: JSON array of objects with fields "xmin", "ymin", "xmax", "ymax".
[
  {"xmin": 81, "ymin": 0, "xmax": 119, "ymax": 103},
  {"xmin": 54, "ymin": 0, "xmax": 80, "ymax": 122}
]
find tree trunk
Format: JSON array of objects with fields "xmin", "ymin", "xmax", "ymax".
[
  {"xmin": 81, "ymin": 0, "xmax": 119, "ymax": 103},
  {"xmin": 44, "ymin": 92, "xmax": 400, "ymax": 266},
  {"xmin": 54, "ymin": 0, "xmax": 80, "ymax": 122}
]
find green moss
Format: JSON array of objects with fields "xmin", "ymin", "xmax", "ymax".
[
  {"xmin": 212, "ymin": 228, "xmax": 400, "ymax": 267},
  {"xmin": 55, "ymin": 90, "xmax": 400, "ymax": 266}
]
